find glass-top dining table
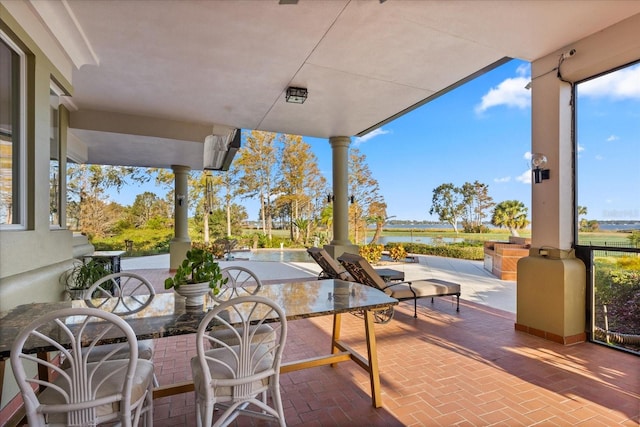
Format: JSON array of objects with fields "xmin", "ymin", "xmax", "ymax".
[{"xmin": 0, "ymin": 279, "xmax": 398, "ymax": 408}]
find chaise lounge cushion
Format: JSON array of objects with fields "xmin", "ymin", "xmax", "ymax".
[
  {"xmin": 385, "ymin": 279, "xmax": 460, "ymax": 300},
  {"xmin": 337, "ymin": 252, "xmax": 461, "ymax": 317}
]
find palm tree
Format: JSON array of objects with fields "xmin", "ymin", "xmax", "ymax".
[
  {"xmin": 491, "ymin": 200, "xmax": 529, "ymax": 237},
  {"xmin": 578, "ymin": 205, "xmax": 588, "ymax": 231}
]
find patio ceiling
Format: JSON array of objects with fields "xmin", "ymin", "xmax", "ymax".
[{"xmin": 27, "ymin": 0, "xmax": 640, "ymax": 169}]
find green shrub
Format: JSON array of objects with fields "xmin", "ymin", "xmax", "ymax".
[{"xmin": 392, "ymin": 242, "xmax": 484, "ymax": 260}]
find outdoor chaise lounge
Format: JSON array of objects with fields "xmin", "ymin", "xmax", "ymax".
[
  {"xmin": 307, "ymin": 247, "xmax": 405, "ymax": 282},
  {"xmin": 307, "ymin": 247, "xmax": 353, "ymax": 281},
  {"xmin": 337, "ymin": 252, "xmax": 461, "ymax": 319}
]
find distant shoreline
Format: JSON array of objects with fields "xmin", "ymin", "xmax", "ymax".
[{"xmin": 375, "ymin": 223, "xmax": 639, "ymax": 232}]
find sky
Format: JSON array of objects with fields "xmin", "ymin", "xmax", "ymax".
[{"xmin": 109, "ymin": 59, "xmax": 639, "ymax": 222}]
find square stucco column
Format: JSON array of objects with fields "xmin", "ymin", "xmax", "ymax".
[{"xmin": 516, "ymin": 57, "xmax": 585, "ymax": 344}]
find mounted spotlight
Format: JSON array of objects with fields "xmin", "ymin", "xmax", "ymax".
[
  {"xmin": 531, "ymin": 153, "xmax": 550, "ymax": 184},
  {"xmin": 286, "ymin": 87, "xmax": 308, "ymax": 104}
]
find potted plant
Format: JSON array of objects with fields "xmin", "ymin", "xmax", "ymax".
[
  {"xmin": 165, "ymin": 248, "xmax": 227, "ymax": 306},
  {"xmin": 61, "ymin": 259, "xmax": 112, "ymax": 299}
]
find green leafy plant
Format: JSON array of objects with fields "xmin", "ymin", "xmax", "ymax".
[
  {"xmin": 61, "ymin": 259, "xmax": 112, "ymax": 298},
  {"xmin": 164, "ymin": 248, "xmax": 227, "ymax": 291}
]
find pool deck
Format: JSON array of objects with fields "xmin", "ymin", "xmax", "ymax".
[{"xmin": 122, "ymin": 252, "xmax": 516, "ymax": 313}]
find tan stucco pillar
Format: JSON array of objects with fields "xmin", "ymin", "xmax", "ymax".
[
  {"xmin": 515, "ymin": 57, "xmax": 585, "ymax": 344},
  {"xmin": 324, "ymin": 136, "xmax": 359, "ymax": 259},
  {"xmin": 170, "ymin": 165, "xmax": 191, "ymax": 270}
]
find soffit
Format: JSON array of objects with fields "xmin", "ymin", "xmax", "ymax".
[{"xmin": 22, "ymin": 0, "xmax": 640, "ymax": 168}]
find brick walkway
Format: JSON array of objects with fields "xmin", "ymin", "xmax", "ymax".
[{"xmin": 134, "ymin": 268, "xmax": 639, "ymax": 427}]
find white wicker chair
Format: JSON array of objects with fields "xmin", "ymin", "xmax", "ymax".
[
  {"xmin": 11, "ymin": 307, "xmax": 154, "ymax": 427},
  {"xmin": 191, "ymin": 296, "xmax": 287, "ymax": 427},
  {"xmin": 210, "ymin": 267, "xmax": 275, "ymax": 348},
  {"xmin": 82, "ymin": 272, "xmax": 158, "ymax": 386}
]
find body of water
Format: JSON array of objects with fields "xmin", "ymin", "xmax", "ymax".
[
  {"xmin": 231, "ymin": 249, "xmax": 312, "ymax": 263},
  {"xmin": 377, "ymin": 235, "xmax": 464, "ymax": 245}
]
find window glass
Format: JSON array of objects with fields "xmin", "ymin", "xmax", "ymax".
[
  {"xmin": 576, "ymin": 63, "xmax": 640, "ymax": 246},
  {"xmin": 50, "ymin": 84, "xmax": 62, "ymax": 227},
  {"xmin": 0, "ymin": 33, "xmax": 25, "ymax": 228}
]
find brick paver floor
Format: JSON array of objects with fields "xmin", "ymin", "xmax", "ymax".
[{"xmin": 135, "ymin": 268, "xmax": 639, "ymax": 427}]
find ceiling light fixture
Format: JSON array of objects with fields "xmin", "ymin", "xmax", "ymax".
[{"xmin": 286, "ymin": 87, "xmax": 308, "ymax": 104}]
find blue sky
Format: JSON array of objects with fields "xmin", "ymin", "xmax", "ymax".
[{"xmin": 110, "ymin": 59, "xmax": 639, "ymax": 222}]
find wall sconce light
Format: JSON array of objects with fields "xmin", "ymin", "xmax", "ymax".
[
  {"xmin": 531, "ymin": 153, "xmax": 550, "ymax": 184},
  {"xmin": 286, "ymin": 87, "xmax": 308, "ymax": 104},
  {"xmin": 327, "ymin": 193, "xmax": 355, "ymax": 204}
]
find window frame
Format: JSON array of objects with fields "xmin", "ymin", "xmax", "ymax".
[
  {"xmin": 49, "ymin": 81, "xmax": 64, "ymax": 229},
  {"xmin": 0, "ymin": 29, "xmax": 27, "ymax": 231}
]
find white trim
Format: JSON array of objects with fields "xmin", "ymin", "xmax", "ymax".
[
  {"xmin": 0, "ymin": 29, "xmax": 27, "ymax": 231},
  {"xmin": 27, "ymin": 0, "xmax": 99, "ymax": 69},
  {"xmin": 49, "ymin": 81, "xmax": 63, "ymax": 229}
]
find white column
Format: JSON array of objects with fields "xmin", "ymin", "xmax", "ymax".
[
  {"xmin": 325, "ymin": 136, "xmax": 358, "ymax": 259},
  {"xmin": 170, "ymin": 165, "xmax": 191, "ymax": 270}
]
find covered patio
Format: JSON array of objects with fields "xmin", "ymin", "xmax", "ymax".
[
  {"xmin": 123, "ymin": 265, "xmax": 638, "ymax": 426},
  {"xmin": 2, "ymin": 1, "xmax": 640, "ymax": 425}
]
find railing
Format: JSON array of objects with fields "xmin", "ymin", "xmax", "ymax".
[{"xmin": 575, "ymin": 245, "xmax": 640, "ymax": 355}]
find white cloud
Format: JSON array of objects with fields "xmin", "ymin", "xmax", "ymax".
[
  {"xmin": 353, "ymin": 128, "xmax": 390, "ymax": 145},
  {"xmin": 579, "ymin": 64, "xmax": 640, "ymax": 100},
  {"xmin": 606, "ymin": 135, "xmax": 619, "ymax": 142},
  {"xmin": 516, "ymin": 63, "xmax": 530, "ymax": 77},
  {"xmin": 595, "ymin": 154, "xmax": 604, "ymax": 161},
  {"xmin": 523, "ymin": 151, "xmax": 532, "ymax": 160},
  {"xmin": 577, "ymin": 144, "xmax": 585, "ymax": 152},
  {"xmin": 475, "ymin": 76, "xmax": 531, "ymax": 114},
  {"xmin": 516, "ymin": 169, "xmax": 532, "ymax": 184},
  {"xmin": 494, "ymin": 176, "xmax": 511, "ymax": 183}
]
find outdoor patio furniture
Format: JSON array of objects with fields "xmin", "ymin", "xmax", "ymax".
[
  {"xmin": 307, "ymin": 247, "xmax": 352, "ymax": 280},
  {"xmin": 210, "ymin": 266, "xmax": 275, "ymax": 348},
  {"xmin": 81, "ymin": 272, "xmax": 158, "ymax": 387},
  {"xmin": 308, "ymin": 247, "xmax": 407, "ymax": 323},
  {"xmin": 191, "ymin": 295, "xmax": 287, "ymax": 426},
  {"xmin": 307, "ymin": 247, "xmax": 405, "ymax": 282},
  {"xmin": 11, "ymin": 307, "xmax": 154, "ymax": 427},
  {"xmin": 338, "ymin": 252, "xmax": 461, "ymax": 319}
]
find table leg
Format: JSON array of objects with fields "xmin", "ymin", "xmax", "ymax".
[
  {"xmin": 0, "ymin": 359, "xmax": 4, "ymax": 404},
  {"xmin": 37, "ymin": 352, "xmax": 50, "ymax": 393},
  {"xmin": 330, "ymin": 313, "xmax": 342, "ymax": 367},
  {"xmin": 364, "ymin": 310, "xmax": 382, "ymax": 408}
]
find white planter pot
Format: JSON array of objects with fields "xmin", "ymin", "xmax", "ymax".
[{"xmin": 174, "ymin": 282, "xmax": 211, "ymax": 306}]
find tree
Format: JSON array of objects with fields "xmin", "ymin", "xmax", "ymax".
[
  {"xmin": 491, "ymin": 200, "xmax": 529, "ymax": 237},
  {"xmin": 367, "ymin": 201, "xmax": 388, "ymax": 244},
  {"xmin": 217, "ymin": 165, "xmax": 241, "ymax": 237},
  {"xmin": 578, "ymin": 205, "xmax": 588, "ymax": 231},
  {"xmin": 66, "ymin": 163, "xmax": 148, "ymax": 237},
  {"xmin": 130, "ymin": 191, "xmax": 166, "ymax": 228},
  {"xmin": 460, "ymin": 181, "xmax": 494, "ymax": 233},
  {"xmin": 349, "ymin": 148, "xmax": 384, "ymax": 245},
  {"xmin": 235, "ymin": 131, "xmax": 278, "ymax": 240},
  {"xmin": 429, "ymin": 183, "xmax": 465, "ymax": 234},
  {"xmin": 276, "ymin": 135, "xmax": 326, "ymax": 243}
]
